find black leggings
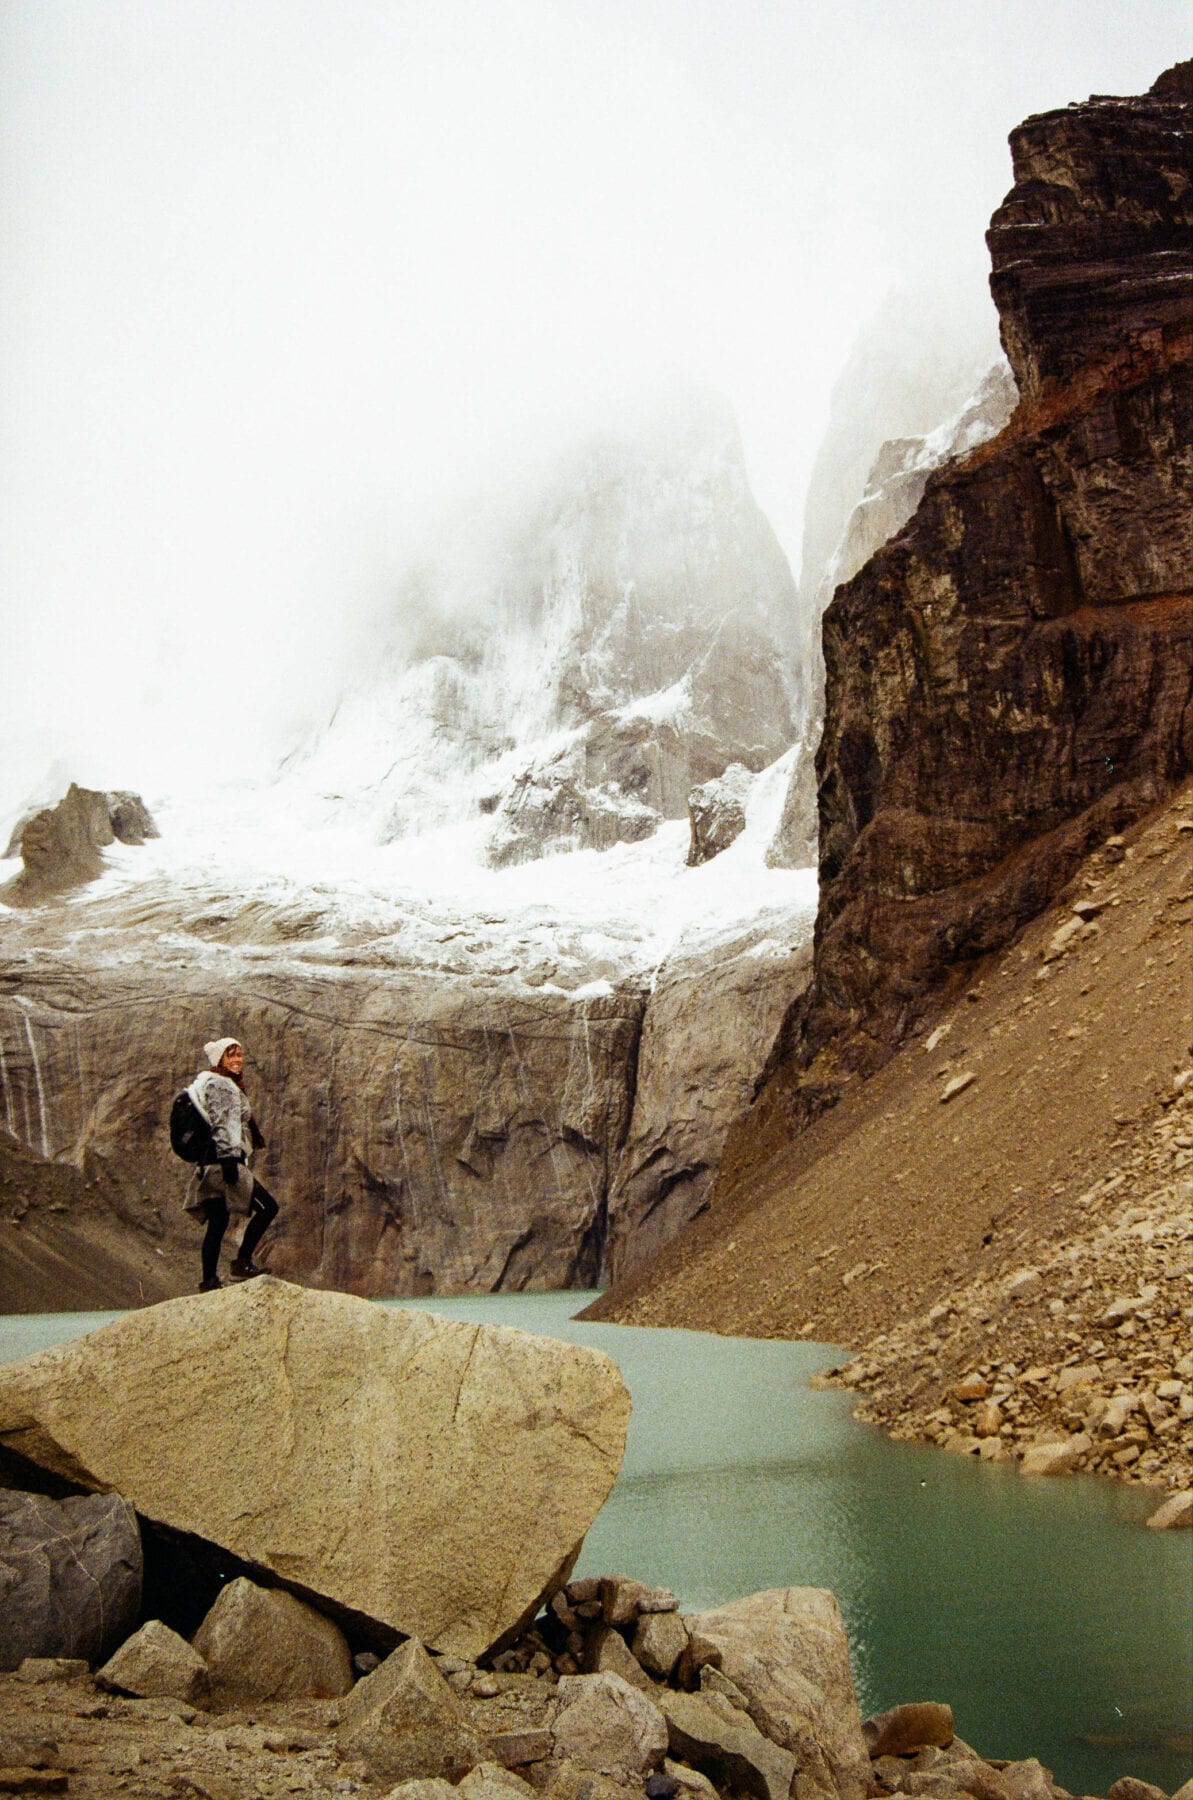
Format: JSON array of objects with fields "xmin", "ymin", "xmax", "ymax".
[{"xmin": 201, "ymin": 1181, "xmax": 280, "ymax": 1281}]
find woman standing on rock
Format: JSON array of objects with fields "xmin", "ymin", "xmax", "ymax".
[{"xmin": 183, "ymin": 1037, "xmax": 280, "ymax": 1292}]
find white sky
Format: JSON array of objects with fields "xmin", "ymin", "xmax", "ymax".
[{"xmin": 1, "ymin": 1, "xmax": 1189, "ymax": 811}]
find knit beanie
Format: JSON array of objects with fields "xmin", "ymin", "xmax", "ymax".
[{"xmin": 204, "ymin": 1037, "xmax": 243, "ymax": 1069}]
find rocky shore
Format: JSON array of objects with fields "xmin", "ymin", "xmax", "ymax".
[{"xmin": 6, "ymin": 1580, "xmax": 1188, "ymax": 1800}]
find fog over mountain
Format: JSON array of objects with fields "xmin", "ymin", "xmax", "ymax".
[{"xmin": 2, "ymin": 1, "xmax": 1190, "ymax": 823}]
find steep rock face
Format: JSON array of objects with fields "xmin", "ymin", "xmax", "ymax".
[
  {"xmin": 604, "ymin": 922, "xmax": 813, "ymax": 1282},
  {"xmin": 1, "ymin": 785, "xmax": 157, "ymax": 904},
  {"xmin": 0, "ymin": 936, "xmax": 644, "ymax": 1297},
  {"xmin": 988, "ymin": 62, "xmax": 1193, "ymax": 396},
  {"xmin": 733, "ymin": 64, "xmax": 1193, "ymax": 1140}
]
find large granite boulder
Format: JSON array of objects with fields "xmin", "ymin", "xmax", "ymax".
[
  {"xmin": 687, "ymin": 765, "xmax": 754, "ymax": 867},
  {"xmin": 0, "ymin": 1487, "xmax": 142, "ymax": 1670},
  {"xmin": 0, "ymin": 1278, "xmax": 630, "ymax": 1659},
  {"xmin": 681, "ymin": 1589, "xmax": 870, "ymax": 1800}
]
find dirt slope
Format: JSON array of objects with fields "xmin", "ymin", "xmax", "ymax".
[
  {"xmin": 584, "ymin": 783, "xmax": 1193, "ymax": 1485},
  {"xmin": 0, "ymin": 1131, "xmax": 191, "ymax": 1313}
]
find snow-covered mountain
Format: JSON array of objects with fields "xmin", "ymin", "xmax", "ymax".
[{"xmin": 282, "ymin": 390, "xmax": 805, "ymax": 864}]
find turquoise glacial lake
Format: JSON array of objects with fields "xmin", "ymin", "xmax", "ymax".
[{"xmin": 2, "ymin": 1292, "xmax": 1190, "ymax": 1798}]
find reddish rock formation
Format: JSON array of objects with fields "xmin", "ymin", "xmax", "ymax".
[{"xmin": 733, "ymin": 62, "xmax": 1193, "ymax": 1146}]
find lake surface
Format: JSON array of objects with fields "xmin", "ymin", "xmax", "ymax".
[{"xmin": 2, "ymin": 1293, "xmax": 1190, "ymax": 1798}]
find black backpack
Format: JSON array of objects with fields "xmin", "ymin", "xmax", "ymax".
[{"xmin": 169, "ymin": 1089, "xmax": 215, "ymax": 1164}]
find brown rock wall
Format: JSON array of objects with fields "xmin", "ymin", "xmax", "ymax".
[{"xmin": 738, "ymin": 65, "xmax": 1193, "ymax": 1136}]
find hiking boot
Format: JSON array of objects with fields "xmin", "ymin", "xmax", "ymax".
[
  {"xmin": 229, "ymin": 1259, "xmax": 265, "ymax": 1280},
  {"xmin": 198, "ymin": 1277, "xmax": 222, "ymax": 1292}
]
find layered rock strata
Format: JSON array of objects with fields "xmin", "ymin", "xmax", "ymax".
[{"xmin": 739, "ymin": 63, "xmax": 1193, "ymax": 1141}]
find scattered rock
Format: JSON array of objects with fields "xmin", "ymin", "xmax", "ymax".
[
  {"xmin": 680, "ymin": 1589, "xmax": 870, "ymax": 1800},
  {"xmin": 192, "ymin": 1577, "xmax": 353, "ymax": 1702},
  {"xmin": 1019, "ymin": 1435, "xmax": 1091, "ymax": 1477},
  {"xmin": 687, "ymin": 765, "xmax": 754, "ymax": 867},
  {"xmin": 13, "ymin": 1660, "xmax": 89, "ymax": 1685},
  {"xmin": 939, "ymin": 1074, "xmax": 976, "ymax": 1104},
  {"xmin": 950, "ymin": 1375, "xmax": 989, "ymax": 1403},
  {"xmin": 599, "ymin": 1577, "xmax": 679, "ymax": 1627},
  {"xmin": 457, "ymin": 1761, "xmax": 537, "ymax": 1800},
  {"xmin": 633, "ymin": 1612, "xmax": 689, "ymax": 1682},
  {"xmin": 863, "ymin": 1702, "xmax": 954, "ymax": 1758},
  {"xmin": 0, "ymin": 1489, "xmax": 141, "ymax": 1671},
  {"xmin": 1144, "ymin": 1489, "xmax": 1192, "ymax": 1529},
  {"xmin": 0, "ymin": 1279, "xmax": 630, "ymax": 1659},
  {"xmin": 658, "ymin": 1689, "xmax": 795, "ymax": 1800},
  {"xmin": 1106, "ymin": 1780, "xmax": 1169, "ymax": 1800},
  {"xmin": 551, "ymin": 1671, "xmax": 669, "ymax": 1778},
  {"xmin": 95, "ymin": 1620, "xmax": 207, "ymax": 1705},
  {"xmin": 335, "ymin": 1638, "xmax": 490, "ymax": 1785},
  {"xmin": 584, "ymin": 1627, "xmax": 653, "ymax": 1692}
]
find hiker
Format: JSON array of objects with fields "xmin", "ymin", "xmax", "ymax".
[{"xmin": 183, "ymin": 1036, "xmax": 280, "ymax": 1292}]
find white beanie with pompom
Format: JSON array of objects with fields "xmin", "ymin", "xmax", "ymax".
[{"xmin": 204, "ymin": 1037, "xmax": 243, "ymax": 1069}]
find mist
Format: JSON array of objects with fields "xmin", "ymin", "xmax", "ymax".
[{"xmin": 2, "ymin": 0, "xmax": 1189, "ymax": 820}]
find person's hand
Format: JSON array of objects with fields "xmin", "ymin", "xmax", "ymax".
[{"xmin": 219, "ymin": 1155, "xmax": 243, "ymax": 1184}]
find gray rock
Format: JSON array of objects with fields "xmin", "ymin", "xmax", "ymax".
[
  {"xmin": 0, "ymin": 1488, "xmax": 141, "ymax": 1671},
  {"xmin": 864, "ymin": 1704, "xmax": 955, "ymax": 1758},
  {"xmin": 659, "ymin": 1689, "xmax": 796, "ymax": 1800},
  {"xmin": 598, "ymin": 1577, "xmax": 678, "ymax": 1628},
  {"xmin": 687, "ymin": 764, "xmax": 753, "ymax": 866},
  {"xmin": 489, "ymin": 1729, "xmax": 553, "ymax": 1768},
  {"xmin": 584, "ymin": 1625, "xmax": 653, "ymax": 1692},
  {"xmin": 633, "ymin": 1612, "xmax": 688, "ymax": 1682},
  {"xmin": 1145, "ymin": 1490, "xmax": 1192, "ymax": 1529},
  {"xmin": 457, "ymin": 1762, "xmax": 538, "ymax": 1800},
  {"xmin": 551, "ymin": 1671, "xmax": 669, "ymax": 1777},
  {"xmin": 999, "ymin": 1761, "xmax": 1055, "ymax": 1800},
  {"xmin": 378, "ymin": 1783, "xmax": 459, "ymax": 1800},
  {"xmin": 15, "ymin": 1656, "xmax": 90, "ymax": 1683},
  {"xmin": 682, "ymin": 1589, "xmax": 870, "ymax": 1800},
  {"xmin": 192, "ymin": 1577, "xmax": 353, "ymax": 1702},
  {"xmin": 96, "ymin": 1619, "xmax": 207, "ymax": 1704},
  {"xmin": 663, "ymin": 1757, "xmax": 721, "ymax": 1800},
  {"xmin": 1106, "ymin": 1782, "xmax": 1168, "ymax": 1800},
  {"xmin": 336, "ymin": 1638, "xmax": 490, "ymax": 1784}
]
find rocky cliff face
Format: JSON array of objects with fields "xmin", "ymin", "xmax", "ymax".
[
  {"xmin": 0, "ymin": 908, "xmax": 642, "ymax": 1296},
  {"xmin": 730, "ymin": 62, "xmax": 1193, "ymax": 1146}
]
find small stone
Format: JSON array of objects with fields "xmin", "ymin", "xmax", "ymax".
[
  {"xmin": 633, "ymin": 1611, "xmax": 689, "ymax": 1682},
  {"xmin": 1020, "ymin": 1434, "xmax": 1091, "ymax": 1477},
  {"xmin": 1005, "ymin": 1269, "xmax": 1042, "ymax": 1300},
  {"xmin": 551, "ymin": 1671, "xmax": 669, "ymax": 1777},
  {"xmin": 490, "ymin": 1729, "xmax": 553, "ymax": 1767},
  {"xmin": 1145, "ymin": 1490, "xmax": 1193, "ymax": 1529},
  {"xmin": 939, "ymin": 1073, "xmax": 976, "ymax": 1104},
  {"xmin": 863, "ymin": 1702, "xmax": 954, "ymax": 1758},
  {"xmin": 598, "ymin": 1576, "xmax": 678, "ymax": 1628},
  {"xmin": 336, "ymin": 1638, "xmax": 490, "ymax": 1784},
  {"xmin": 96, "ymin": 1620, "xmax": 207, "ymax": 1704},
  {"xmin": 457, "ymin": 1761, "xmax": 537, "ymax": 1800},
  {"xmin": 15, "ymin": 1659, "xmax": 90, "ymax": 1685},
  {"xmin": 951, "ymin": 1375, "xmax": 989, "ymax": 1403},
  {"xmin": 584, "ymin": 1626, "xmax": 653, "ymax": 1692},
  {"xmin": 1106, "ymin": 1781, "xmax": 1169, "ymax": 1800}
]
